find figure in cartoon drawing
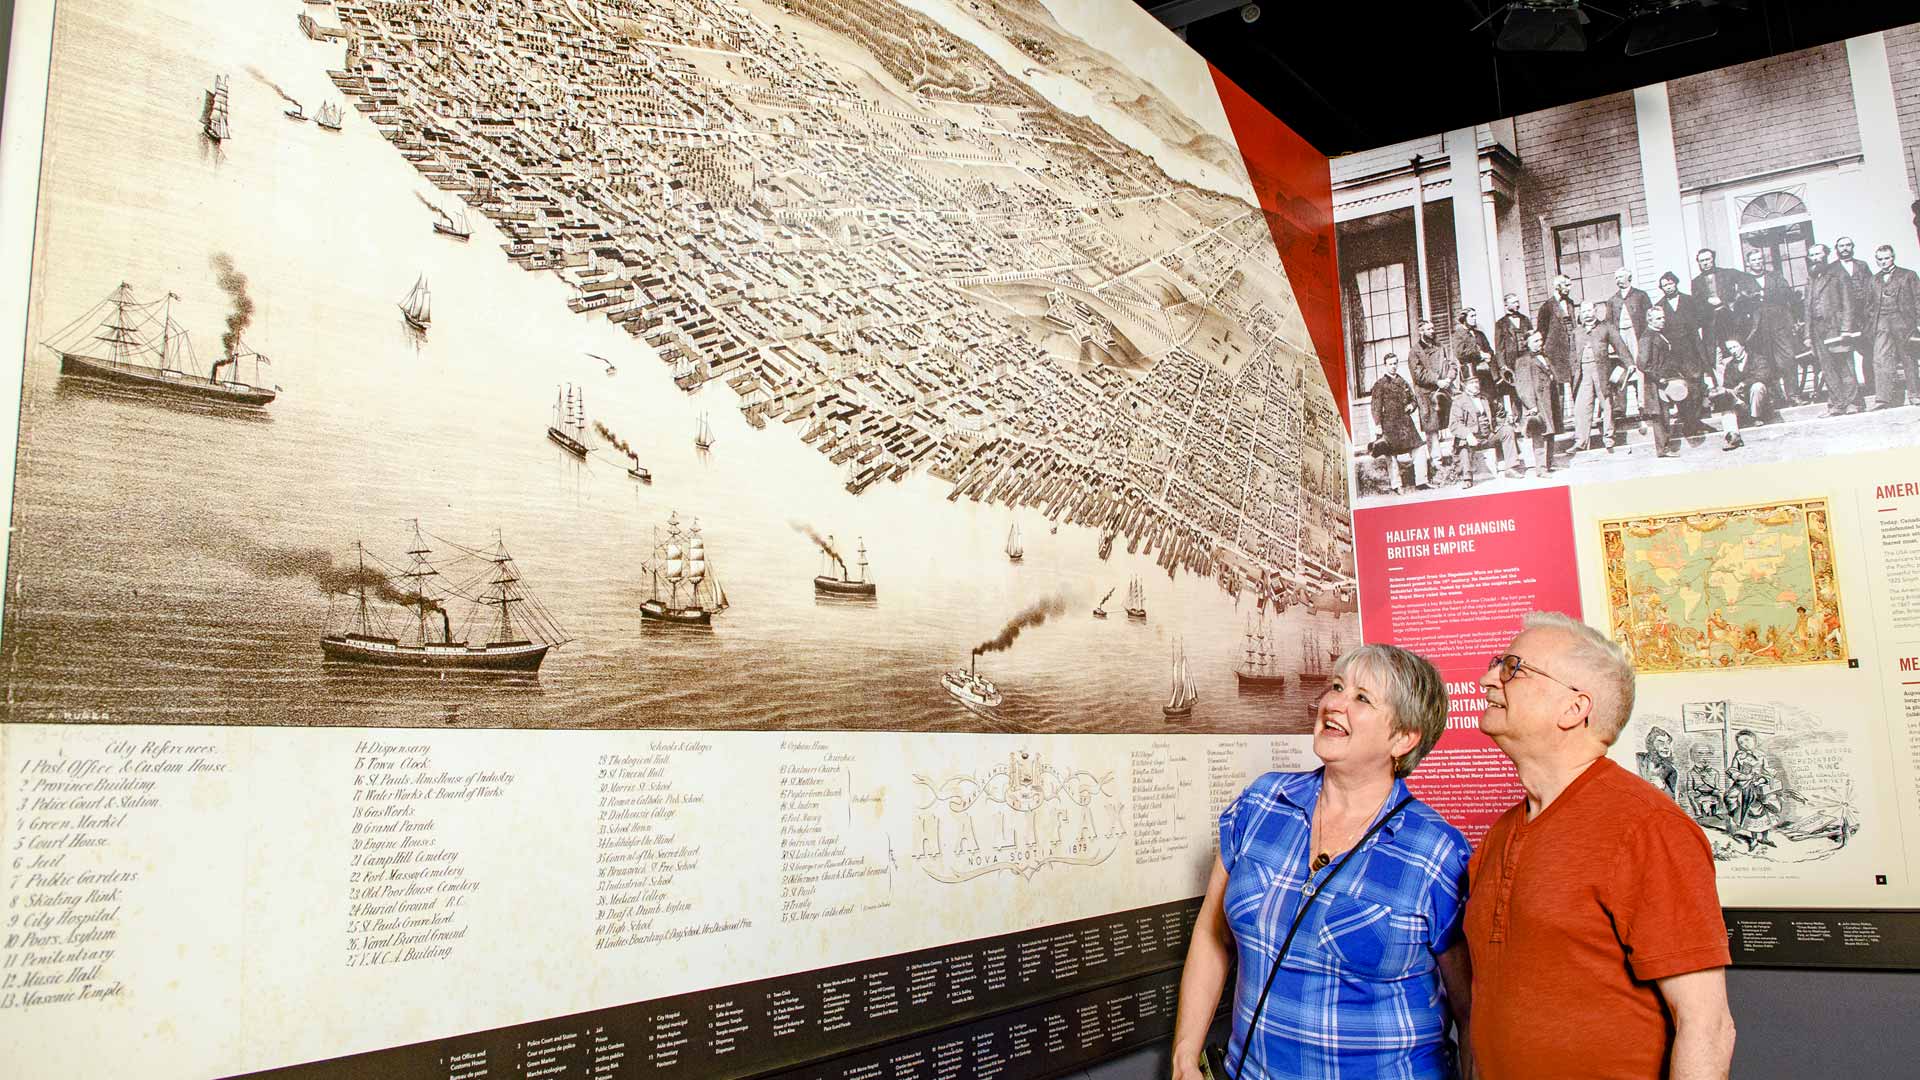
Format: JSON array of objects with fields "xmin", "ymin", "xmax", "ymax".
[
  {"xmin": 1725, "ymin": 730, "xmax": 1784, "ymax": 851},
  {"xmin": 1636, "ymin": 725, "xmax": 1678, "ymax": 799},
  {"xmin": 1633, "ymin": 702, "xmax": 1858, "ymax": 863},
  {"xmin": 1683, "ymin": 742, "xmax": 1726, "ymax": 823}
]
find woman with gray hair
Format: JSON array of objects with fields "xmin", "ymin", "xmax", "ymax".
[{"xmin": 1172, "ymin": 643, "xmax": 1473, "ymax": 1080}]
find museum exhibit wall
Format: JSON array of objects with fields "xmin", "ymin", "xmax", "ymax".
[
  {"xmin": 1337, "ymin": 24, "xmax": 1920, "ymax": 963},
  {"xmin": 0, "ymin": 1, "xmax": 1351, "ymax": 1077}
]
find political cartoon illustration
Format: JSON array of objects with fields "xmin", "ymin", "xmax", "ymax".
[{"xmin": 1629, "ymin": 700, "xmax": 1860, "ymax": 864}]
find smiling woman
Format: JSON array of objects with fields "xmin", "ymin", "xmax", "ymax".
[{"xmin": 1170, "ymin": 642, "xmax": 1474, "ymax": 1080}]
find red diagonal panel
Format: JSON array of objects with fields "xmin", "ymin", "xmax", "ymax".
[{"xmin": 1208, "ymin": 66, "xmax": 1348, "ymax": 432}]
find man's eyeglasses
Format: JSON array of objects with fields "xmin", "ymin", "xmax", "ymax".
[{"xmin": 1486, "ymin": 653, "xmax": 1581, "ymax": 694}]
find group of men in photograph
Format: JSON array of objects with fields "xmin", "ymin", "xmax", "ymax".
[{"xmin": 1367, "ymin": 236, "xmax": 1920, "ymax": 492}]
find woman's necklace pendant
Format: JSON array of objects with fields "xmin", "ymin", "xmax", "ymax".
[{"xmin": 1310, "ymin": 852, "xmax": 1330, "ymax": 872}]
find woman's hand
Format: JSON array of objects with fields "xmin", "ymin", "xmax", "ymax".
[{"xmin": 1170, "ymin": 1047, "xmax": 1208, "ymax": 1080}]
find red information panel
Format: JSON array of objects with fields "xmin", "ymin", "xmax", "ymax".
[{"xmin": 1354, "ymin": 487, "xmax": 1581, "ymax": 842}]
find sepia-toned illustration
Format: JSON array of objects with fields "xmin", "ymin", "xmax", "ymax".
[
  {"xmin": 1599, "ymin": 498, "xmax": 1845, "ymax": 673},
  {"xmin": 3, "ymin": 0, "xmax": 1350, "ymax": 731},
  {"xmin": 911, "ymin": 750, "xmax": 1123, "ymax": 881},
  {"xmin": 1627, "ymin": 700, "xmax": 1862, "ymax": 864}
]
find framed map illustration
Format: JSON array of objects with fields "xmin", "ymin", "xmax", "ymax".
[{"xmin": 1599, "ymin": 498, "xmax": 1846, "ymax": 674}]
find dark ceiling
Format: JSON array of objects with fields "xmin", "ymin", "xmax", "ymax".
[{"xmin": 1134, "ymin": 0, "xmax": 1920, "ymax": 157}]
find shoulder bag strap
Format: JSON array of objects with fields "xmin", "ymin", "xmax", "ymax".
[{"xmin": 1224, "ymin": 795, "xmax": 1415, "ymax": 1080}]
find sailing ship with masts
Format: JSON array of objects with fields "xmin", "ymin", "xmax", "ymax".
[
  {"xmin": 432, "ymin": 206, "xmax": 472, "ymax": 242},
  {"xmin": 546, "ymin": 384, "xmax": 589, "ymax": 457},
  {"xmin": 694, "ymin": 412, "xmax": 715, "ymax": 452},
  {"xmin": 315, "ymin": 101, "xmax": 343, "ymax": 132},
  {"xmin": 1163, "ymin": 637, "xmax": 1198, "ymax": 719},
  {"xmin": 45, "ymin": 282, "xmax": 279, "ymax": 407},
  {"xmin": 202, "ymin": 74, "xmax": 231, "ymax": 142},
  {"xmin": 1125, "ymin": 576, "xmax": 1146, "ymax": 621},
  {"xmin": 1297, "ymin": 623, "xmax": 1330, "ymax": 685},
  {"xmin": 1235, "ymin": 617, "xmax": 1286, "ymax": 690},
  {"xmin": 1092, "ymin": 586, "xmax": 1114, "ymax": 619},
  {"xmin": 814, "ymin": 535, "xmax": 877, "ymax": 598},
  {"xmin": 639, "ymin": 511, "xmax": 729, "ymax": 625},
  {"xmin": 320, "ymin": 521, "xmax": 569, "ymax": 672},
  {"xmin": 1005, "ymin": 521, "xmax": 1023, "ymax": 563},
  {"xmin": 399, "ymin": 274, "xmax": 432, "ymax": 332}
]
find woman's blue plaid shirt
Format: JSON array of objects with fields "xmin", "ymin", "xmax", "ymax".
[{"xmin": 1218, "ymin": 769, "xmax": 1471, "ymax": 1080}]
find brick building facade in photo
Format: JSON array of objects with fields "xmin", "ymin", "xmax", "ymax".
[{"xmin": 1334, "ymin": 29, "xmax": 1920, "ymax": 443}]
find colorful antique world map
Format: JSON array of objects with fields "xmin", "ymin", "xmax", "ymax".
[{"xmin": 1600, "ymin": 499, "xmax": 1846, "ymax": 673}]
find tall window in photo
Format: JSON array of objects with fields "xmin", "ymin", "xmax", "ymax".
[
  {"xmin": 1353, "ymin": 262, "xmax": 1411, "ymax": 393},
  {"xmin": 1553, "ymin": 216, "xmax": 1625, "ymax": 302},
  {"xmin": 1739, "ymin": 190, "xmax": 1816, "ymax": 302}
]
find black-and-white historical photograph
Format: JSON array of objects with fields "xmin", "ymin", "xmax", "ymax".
[{"xmin": 1338, "ymin": 29, "xmax": 1920, "ymax": 507}]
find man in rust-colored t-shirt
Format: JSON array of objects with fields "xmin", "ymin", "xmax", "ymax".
[{"xmin": 1471, "ymin": 613, "xmax": 1735, "ymax": 1079}]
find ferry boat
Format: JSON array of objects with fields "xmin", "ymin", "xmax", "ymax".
[{"xmin": 943, "ymin": 655, "xmax": 1003, "ymax": 709}]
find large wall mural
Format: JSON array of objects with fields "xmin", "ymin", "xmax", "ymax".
[
  {"xmin": 0, "ymin": 2, "xmax": 1346, "ymax": 1077},
  {"xmin": 3, "ymin": 0, "xmax": 1351, "ymax": 734}
]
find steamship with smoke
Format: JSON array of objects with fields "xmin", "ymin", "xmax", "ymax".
[
  {"xmin": 45, "ymin": 282, "xmax": 279, "ymax": 407},
  {"xmin": 813, "ymin": 535, "xmax": 876, "ymax": 598},
  {"xmin": 321, "ymin": 521, "xmax": 569, "ymax": 671},
  {"xmin": 943, "ymin": 656, "xmax": 1002, "ymax": 709}
]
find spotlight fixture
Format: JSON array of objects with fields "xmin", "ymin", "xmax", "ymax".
[
  {"xmin": 1624, "ymin": 0, "xmax": 1743, "ymax": 57},
  {"xmin": 1493, "ymin": 1, "xmax": 1591, "ymax": 53}
]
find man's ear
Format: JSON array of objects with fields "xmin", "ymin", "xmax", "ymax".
[{"xmin": 1558, "ymin": 691, "xmax": 1595, "ymax": 734}]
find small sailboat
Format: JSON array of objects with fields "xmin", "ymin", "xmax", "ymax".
[
  {"xmin": 1125, "ymin": 576, "xmax": 1146, "ymax": 621},
  {"xmin": 1163, "ymin": 638, "xmax": 1198, "ymax": 720},
  {"xmin": 814, "ymin": 536, "xmax": 877, "ymax": 599},
  {"xmin": 284, "ymin": 99, "xmax": 308, "ymax": 123},
  {"xmin": 202, "ymin": 74, "xmax": 232, "ymax": 143},
  {"xmin": 1005, "ymin": 521, "xmax": 1024, "ymax": 563},
  {"xmin": 1092, "ymin": 586, "xmax": 1114, "ymax": 619},
  {"xmin": 315, "ymin": 101, "xmax": 343, "ymax": 132},
  {"xmin": 1235, "ymin": 617, "xmax": 1287, "ymax": 690},
  {"xmin": 694, "ymin": 412, "xmax": 715, "ymax": 451},
  {"xmin": 546, "ymin": 384, "xmax": 588, "ymax": 457},
  {"xmin": 673, "ymin": 351, "xmax": 704, "ymax": 390},
  {"xmin": 433, "ymin": 207, "xmax": 472, "ymax": 242},
  {"xmin": 399, "ymin": 274, "xmax": 432, "ymax": 332}
]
